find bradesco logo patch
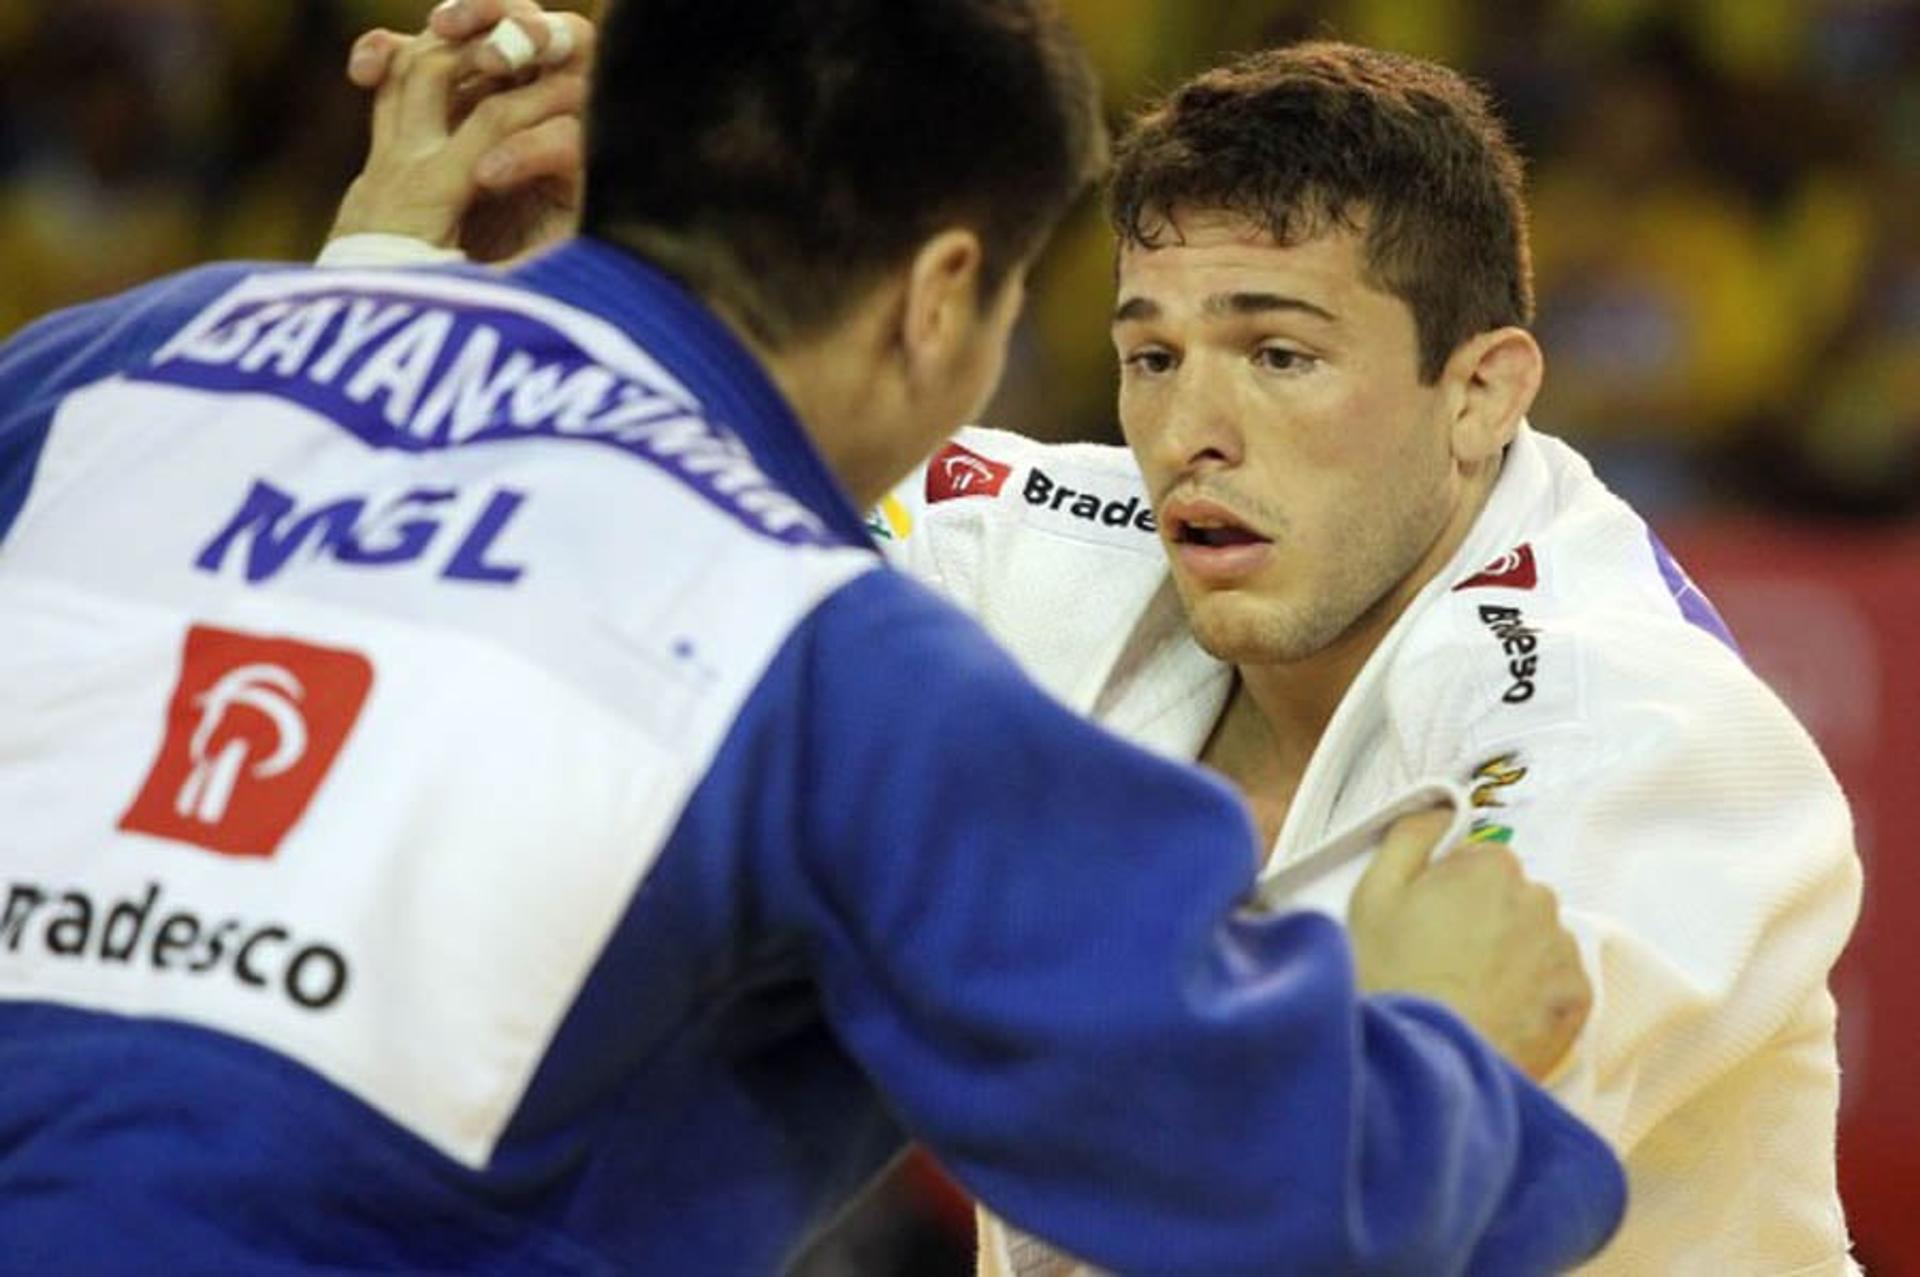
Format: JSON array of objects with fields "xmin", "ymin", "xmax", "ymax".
[
  {"xmin": 1476, "ymin": 604, "xmax": 1540, "ymax": 704},
  {"xmin": 926, "ymin": 442, "xmax": 1013, "ymax": 503},
  {"xmin": 1019, "ymin": 464, "xmax": 1158, "ymax": 547},
  {"xmin": 1, "ymin": 879, "xmax": 352, "ymax": 1012},
  {"xmin": 1454, "ymin": 544, "xmax": 1537, "ymax": 592},
  {"xmin": 120, "ymin": 626, "xmax": 373, "ymax": 858}
]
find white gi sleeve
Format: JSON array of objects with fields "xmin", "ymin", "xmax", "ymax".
[{"xmin": 1396, "ymin": 615, "xmax": 1861, "ymax": 1273}]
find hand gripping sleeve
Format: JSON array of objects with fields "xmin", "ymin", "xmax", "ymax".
[{"xmin": 763, "ymin": 573, "xmax": 1626, "ymax": 1276}]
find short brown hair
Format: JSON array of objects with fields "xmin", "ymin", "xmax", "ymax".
[
  {"xmin": 1110, "ymin": 41, "xmax": 1532, "ymax": 382},
  {"xmin": 582, "ymin": 0, "xmax": 1106, "ymax": 348}
]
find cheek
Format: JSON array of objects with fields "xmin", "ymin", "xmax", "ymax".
[
  {"xmin": 1116, "ymin": 392, "xmax": 1170, "ymax": 481},
  {"xmin": 1292, "ymin": 383, "xmax": 1453, "ymax": 528},
  {"xmin": 1298, "ymin": 378, "xmax": 1415, "ymax": 467}
]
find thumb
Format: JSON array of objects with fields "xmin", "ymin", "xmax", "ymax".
[{"xmin": 1354, "ymin": 807, "xmax": 1453, "ymax": 903}]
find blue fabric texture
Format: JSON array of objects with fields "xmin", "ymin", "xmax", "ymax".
[{"xmin": 0, "ymin": 241, "xmax": 1624, "ymax": 1274}]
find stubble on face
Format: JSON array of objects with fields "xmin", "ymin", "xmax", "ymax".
[
  {"xmin": 1115, "ymin": 212, "xmax": 1460, "ymax": 673},
  {"xmin": 1176, "ymin": 442, "xmax": 1452, "ymax": 668}
]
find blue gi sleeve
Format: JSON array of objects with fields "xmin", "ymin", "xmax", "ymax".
[{"xmin": 775, "ymin": 571, "xmax": 1625, "ymax": 1277}]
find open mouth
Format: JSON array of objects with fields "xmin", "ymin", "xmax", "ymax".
[
  {"xmin": 1176, "ymin": 520, "xmax": 1267, "ymax": 548},
  {"xmin": 1165, "ymin": 498, "xmax": 1270, "ymax": 548},
  {"xmin": 1161, "ymin": 498, "xmax": 1274, "ymax": 581}
]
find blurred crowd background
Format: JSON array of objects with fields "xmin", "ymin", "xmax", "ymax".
[
  {"xmin": 0, "ymin": 0, "xmax": 1915, "ymax": 516},
  {"xmin": 998, "ymin": 0, "xmax": 1920, "ymax": 523},
  {"xmin": 1, "ymin": 0, "xmax": 1913, "ymax": 1273},
  {"xmin": 0, "ymin": 0, "xmax": 1915, "ymax": 521}
]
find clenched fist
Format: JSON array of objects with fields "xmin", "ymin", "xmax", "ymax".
[{"xmin": 1349, "ymin": 809, "xmax": 1591, "ymax": 1080}]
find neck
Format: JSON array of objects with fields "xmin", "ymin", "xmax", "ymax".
[
  {"xmin": 593, "ymin": 228, "xmax": 905, "ymax": 510},
  {"xmin": 1234, "ymin": 608, "xmax": 1386, "ymax": 755},
  {"xmin": 718, "ymin": 306, "xmax": 901, "ymax": 510},
  {"xmin": 1228, "ymin": 453, "xmax": 1506, "ymax": 798}
]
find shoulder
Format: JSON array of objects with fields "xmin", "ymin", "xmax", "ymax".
[
  {"xmin": 1385, "ymin": 436, "xmax": 1825, "ymax": 780},
  {"xmin": 0, "ymin": 262, "xmax": 277, "ymax": 541},
  {"xmin": 865, "ymin": 428, "xmax": 1173, "ymax": 700},
  {"xmin": 0, "ymin": 262, "xmax": 268, "ymax": 396},
  {"xmin": 798, "ymin": 564, "xmax": 1031, "ymax": 683},
  {"xmin": 793, "ymin": 567, "xmax": 1115, "ymax": 742},
  {"xmin": 876, "ymin": 424, "xmax": 1162, "ymax": 558},
  {"xmin": 788, "ymin": 564, "xmax": 1251, "ymax": 835}
]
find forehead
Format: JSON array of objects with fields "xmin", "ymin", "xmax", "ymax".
[{"xmin": 1114, "ymin": 209, "xmax": 1383, "ymax": 318}]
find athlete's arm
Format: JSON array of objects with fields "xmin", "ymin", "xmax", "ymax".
[
  {"xmin": 1413, "ymin": 637, "xmax": 1860, "ymax": 1145},
  {"xmin": 760, "ymin": 573, "xmax": 1625, "ymax": 1276}
]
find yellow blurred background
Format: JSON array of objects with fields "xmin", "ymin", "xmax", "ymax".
[{"xmin": 0, "ymin": 0, "xmax": 1915, "ymax": 519}]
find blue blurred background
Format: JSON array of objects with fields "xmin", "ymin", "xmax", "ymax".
[{"xmin": 1, "ymin": 1, "xmax": 1913, "ymax": 1272}]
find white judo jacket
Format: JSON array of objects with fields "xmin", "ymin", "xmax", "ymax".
[{"xmin": 878, "ymin": 424, "xmax": 1862, "ymax": 1277}]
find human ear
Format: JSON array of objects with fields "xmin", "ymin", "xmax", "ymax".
[
  {"xmin": 1444, "ymin": 326, "xmax": 1543, "ymax": 465},
  {"xmin": 898, "ymin": 228, "xmax": 986, "ymax": 386}
]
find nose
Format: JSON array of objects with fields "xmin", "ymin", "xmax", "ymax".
[{"xmin": 1151, "ymin": 370, "xmax": 1244, "ymax": 477}]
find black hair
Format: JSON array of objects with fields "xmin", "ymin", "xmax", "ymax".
[
  {"xmin": 582, "ymin": 0, "xmax": 1106, "ymax": 347},
  {"xmin": 1112, "ymin": 41, "xmax": 1532, "ymax": 381}
]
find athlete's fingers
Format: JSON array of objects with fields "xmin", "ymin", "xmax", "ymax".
[
  {"xmin": 469, "ymin": 2, "xmax": 567, "ymax": 76},
  {"xmin": 449, "ymin": 69, "xmax": 588, "ymax": 175},
  {"xmin": 386, "ymin": 35, "xmax": 466, "ymax": 145},
  {"xmin": 428, "ymin": 0, "xmax": 517, "ymax": 42},
  {"xmin": 347, "ymin": 28, "xmax": 404, "ymax": 90},
  {"xmin": 1353, "ymin": 807, "xmax": 1453, "ymax": 904},
  {"xmin": 535, "ymin": 12, "xmax": 591, "ymax": 72},
  {"xmin": 475, "ymin": 115, "xmax": 584, "ymax": 191}
]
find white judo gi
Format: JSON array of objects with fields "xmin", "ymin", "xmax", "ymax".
[{"xmin": 878, "ymin": 424, "xmax": 1862, "ymax": 1277}]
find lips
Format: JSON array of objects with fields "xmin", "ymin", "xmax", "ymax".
[
  {"xmin": 1164, "ymin": 497, "xmax": 1269, "ymax": 546},
  {"xmin": 1161, "ymin": 497, "xmax": 1274, "ymax": 583}
]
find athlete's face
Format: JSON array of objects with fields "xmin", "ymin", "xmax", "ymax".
[{"xmin": 1113, "ymin": 210, "xmax": 1461, "ymax": 666}]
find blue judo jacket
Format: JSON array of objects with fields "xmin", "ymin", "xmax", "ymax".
[{"xmin": 0, "ymin": 238, "xmax": 1624, "ymax": 1274}]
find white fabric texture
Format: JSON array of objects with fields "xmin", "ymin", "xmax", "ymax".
[
  {"xmin": 886, "ymin": 424, "xmax": 1861, "ymax": 1277},
  {"xmin": 316, "ymin": 234, "xmax": 467, "ymax": 270}
]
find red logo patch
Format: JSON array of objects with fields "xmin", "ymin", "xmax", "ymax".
[
  {"xmin": 925, "ymin": 443, "xmax": 1012, "ymax": 504},
  {"xmin": 119, "ymin": 626, "xmax": 373, "ymax": 858},
  {"xmin": 1453, "ymin": 544, "xmax": 1538, "ymax": 592}
]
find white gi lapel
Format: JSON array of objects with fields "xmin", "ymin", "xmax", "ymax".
[
  {"xmin": 1254, "ymin": 780, "xmax": 1474, "ymax": 909},
  {"xmin": 1259, "ymin": 424, "xmax": 1554, "ymax": 883}
]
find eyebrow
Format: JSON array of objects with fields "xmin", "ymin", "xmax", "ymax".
[{"xmin": 1112, "ymin": 292, "xmax": 1340, "ymax": 326}]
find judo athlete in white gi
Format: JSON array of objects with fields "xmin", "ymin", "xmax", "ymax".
[
  {"xmin": 0, "ymin": 4, "xmax": 1626, "ymax": 1275},
  {"xmin": 334, "ymin": 9, "xmax": 1857, "ymax": 1274},
  {"xmin": 893, "ymin": 47, "xmax": 1864, "ymax": 1277}
]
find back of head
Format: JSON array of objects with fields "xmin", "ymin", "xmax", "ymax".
[
  {"xmin": 582, "ymin": 0, "xmax": 1106, "ymax": 349},
  {"xmin": 1110, "ymin": 41, "xmax": 1532, "ymax": 382}
]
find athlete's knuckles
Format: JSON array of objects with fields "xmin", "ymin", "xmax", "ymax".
[
  {"xmin": 404, "ymin": 42, "xmax": 464, "ymax": 84},
  {"xmin": 468, "ymin": 93, "xmax": 521, "ymax": 130},
  {"xmin": 433, "ymin": 0, "xmax": 503, "ymax": 37}
]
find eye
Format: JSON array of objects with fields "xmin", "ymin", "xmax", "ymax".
[
  {"xmin": 1121, "ymin": 347, "xmax": 1178, "ymax": 377},
  {"xmin": 1253, "ymin": 345, "xmax": 1317, "ymax": 375}
]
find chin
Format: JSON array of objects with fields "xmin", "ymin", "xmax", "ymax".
[{"xmin": 1182, "ymin": 591, "xmax": 1338, "ymax": 666}]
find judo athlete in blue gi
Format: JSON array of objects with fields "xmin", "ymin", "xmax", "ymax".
[{"xmin": 0, "ymin": 3, "xmax": 1624, "ymax": 1273}]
